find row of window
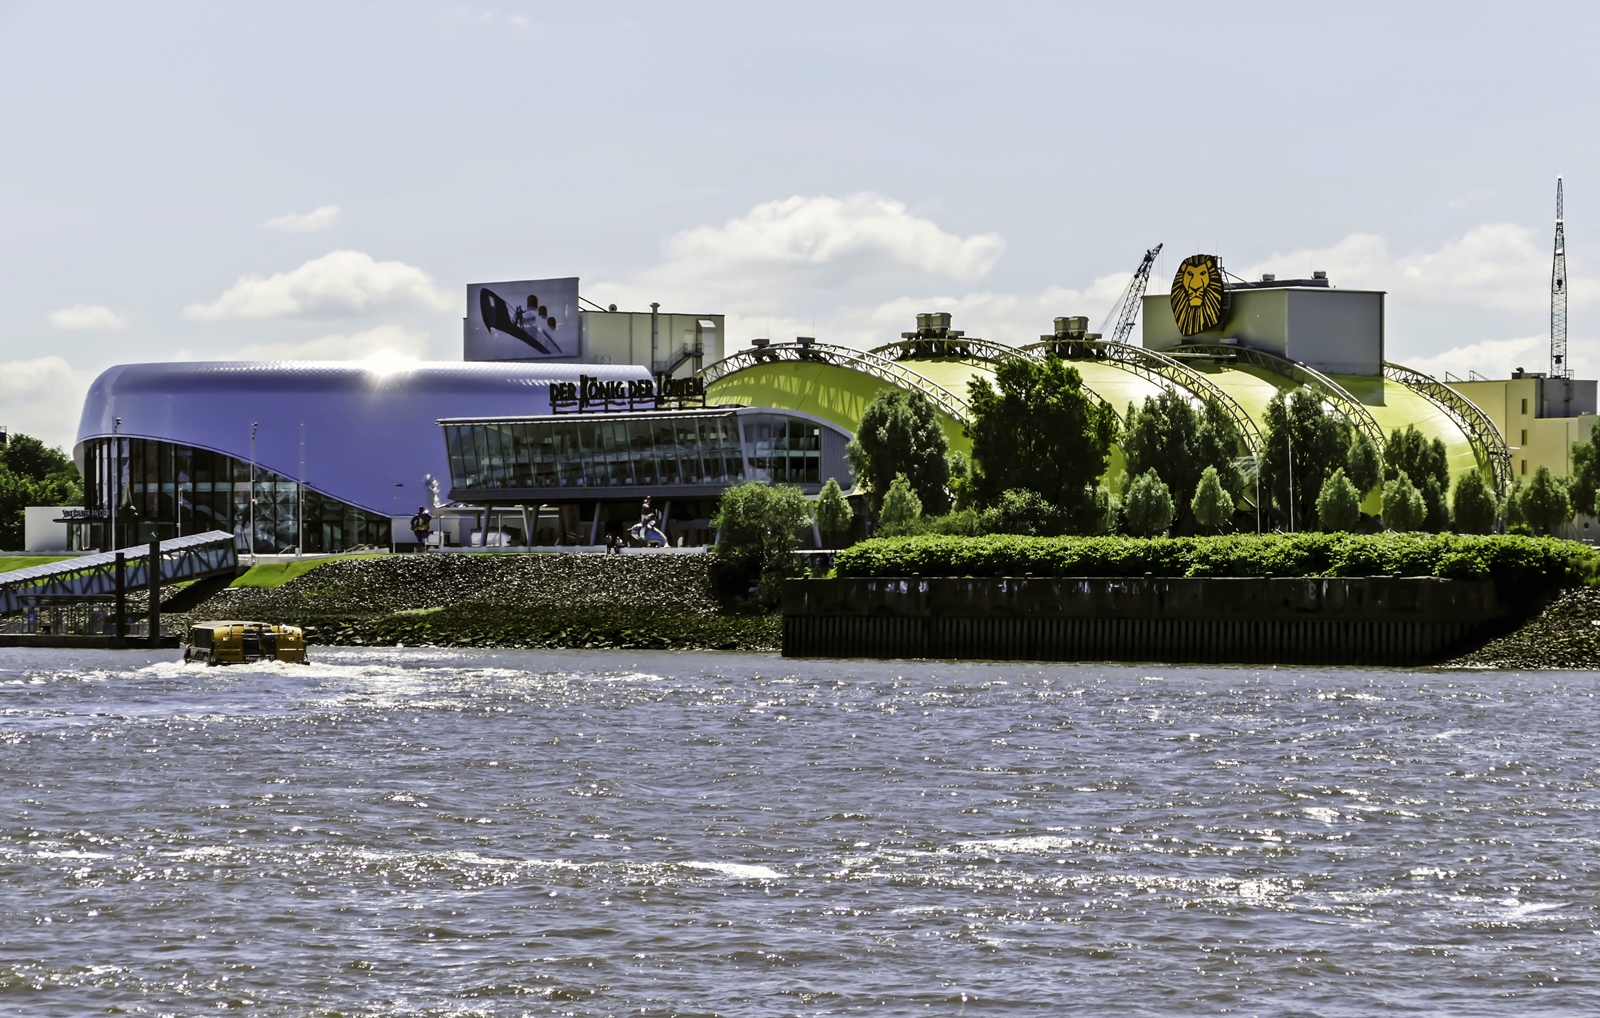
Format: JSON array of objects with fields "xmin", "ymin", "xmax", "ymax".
[
  {"xmin": 80, "ymin": 438, "xmax": 390, "ymax": 553},
  {"xmin": 445, "ymin": 413, "xmax": 831, "ymax": 491}
]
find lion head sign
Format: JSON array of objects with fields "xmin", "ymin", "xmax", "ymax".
[{"xmin": 1169, "ymin": 254, "xmax": 1229, "ymax": 336}]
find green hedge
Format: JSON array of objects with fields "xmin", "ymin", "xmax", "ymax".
[{"xmin": 833, "ymin": 533, "xmax": 1600, "ymax": 587}]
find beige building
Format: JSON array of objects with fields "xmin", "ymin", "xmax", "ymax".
[{"xmin": 1445, "ymin": 372, "xmax": 1598, "ymax": 482}]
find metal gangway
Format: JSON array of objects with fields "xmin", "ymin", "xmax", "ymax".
[{"xmin": 0, "ymin": 530, "xmax": 239, "ymax": 616}]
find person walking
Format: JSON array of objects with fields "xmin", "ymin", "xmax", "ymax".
[{"xmin": 409, "ymin": 506, "xmax": 433, "ymax": 551}]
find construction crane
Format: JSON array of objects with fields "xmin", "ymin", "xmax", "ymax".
[
  {"xmin": 1097, "ymin": 244, "xmax": 1164, "ymax": 344},
  {"xmin": 1551, "ymin": 177, "xmax": 1569, "ymax": 379}
]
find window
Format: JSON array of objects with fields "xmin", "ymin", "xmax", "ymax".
[
  {"xmin": 1521, "ymin": 398, "xmax": 1529, "ymax": 414},
  {"xmin": 1520, "ymin": 429, "xmax": 1528, "ymax": 445},
  {"xmin": 1522, "ymin": 459, "xmax": 1528, "ymax": 475}
]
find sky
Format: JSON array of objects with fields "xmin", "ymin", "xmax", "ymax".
[{"xmin": 1, "ymin": 1, "xmax": 1597, "ymax": 450}]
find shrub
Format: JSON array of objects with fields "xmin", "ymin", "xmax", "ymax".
[
  {"xmin": 978, "ymin": 488, "xmax": 1067, "ymax": 537},
  {"xmin": 877, "ymin": 473, "xmax": 924, "ymax": 536},
  {"xmin": 712, "ymin": 482, "xmax": 813, "ymax": 606},
  {"xmin": 1190, "ymin": 465, "xmax": 1235, "ymax": 533},
  {"xmin": 1451, "ymin": 471, "xmax": 1497, "ymax": 535},
  {"xmin": 1521, "ymin": 464, "xmax": 1572, "ymax": 535},
  {"xmin": 1123, "ymin": 469, "xmax": 1174, "ymax": 537},
  {"xmin": 1382, "ymin": 471, "xmax": 1427, "ymax": 532},
  {"xmin": 922, "ymin": 507, "xmax": 983, "ymax": 536},
  {"xmin": 815, "ymin": 477, "xmax": 854, "ymax": 547},
  {"xmin": 1316, "ymin": 468, "xmax": 1361, "ymax": 532},
  {"xmin": 832, "ymin": 532, "xmax": 1600, "ymax": 588}
]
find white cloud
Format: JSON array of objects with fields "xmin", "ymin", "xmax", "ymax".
[
  {"xmin": 626, "ymin": 193, "xmax": 1005, "ymax": 311},
  {"xmin": 263, "ymin": 204, "xmax": 342, "ymax": 233},
  {"xmin": 0, "ymin": 356, "xmax": 90, "ymax": 451},
  {"xmin": 47, "ymin": 304, "xmax": 128, "ymax": 331},
  {"xmin": 182, "ymin": 250, "xmax": 455, "ymax": 321},
  {"xmin": 1234, "ymin": 224, "xmax": 1590, "ymax": 313},
  {"xmin": 180, "ymin": 324, "xmax": 431, "ymax": 362}
]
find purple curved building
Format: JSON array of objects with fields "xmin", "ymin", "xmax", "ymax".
[{"xmin": 75, "ymin": 360, "xmax": 649, "ymax": 552}]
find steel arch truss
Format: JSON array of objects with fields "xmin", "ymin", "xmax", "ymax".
[
  {"xmin": 1021, "ymin": 339, "xmax": 1263, "ymax": 455},
  {"xmin": 0, "ymin": 530, "xmax": 238, "ymax": 616},
  {"xmin": 1176, "ymin": 344, "xmax": 1388, "ymax": 457},
  {"xmin": 869, "ymin": 336, "xmax": 1025, "ymax": 366},
  {"xmin": 699, "ymin": 341, "xmax": 973, "ymax": 424},
  {"xmin": 1384, "ymin": 361, "xmax": 1513, "ymax": 495}
]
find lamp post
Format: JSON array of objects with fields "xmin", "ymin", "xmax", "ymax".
[{"xmin": 110, "ymin": 417, "xmax": 121, "ymax": 552}]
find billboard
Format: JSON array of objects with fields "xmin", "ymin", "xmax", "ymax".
[{"xmin": 464, "ymin": 277, "xmax": 580, "ymax": 361}]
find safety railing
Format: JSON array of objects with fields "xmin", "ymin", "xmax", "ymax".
[{"xmin": 0, "ymin": 530, "xmax": 238, "ymax": 616}]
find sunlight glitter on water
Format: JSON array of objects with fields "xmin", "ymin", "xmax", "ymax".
[{"xmin": 0, "ymin": 646, "xmax": 1596, "ymax": 1015}]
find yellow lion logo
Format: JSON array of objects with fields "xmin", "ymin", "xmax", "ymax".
[{"xmin": 1170, "ymin": 254, "xmax": 1226, "ymax": 336}]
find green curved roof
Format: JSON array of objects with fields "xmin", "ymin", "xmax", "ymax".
[
  {"xmin": 705, "ymin": 359, "xmax": 979, "ymax": 452},
  {"xmin": 703, "ymin": 347, "xmax": 1483, "ymax": 491}
]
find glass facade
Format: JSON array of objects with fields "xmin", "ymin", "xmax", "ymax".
[
  {"xmin": 78, "ymin": 437, "xmax": 391, "ymax": 553},
  {"xmin": 443, "ymin": 409, "xmax": 841, "ymax": 495},
  {"xmin": 740, "ymin": 412, "xmax": 823, "ymax": 485}
]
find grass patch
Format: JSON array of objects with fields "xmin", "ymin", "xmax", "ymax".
[{"xmin": 231, "ymin": 554, "xmax": 387, "ymax": 588}]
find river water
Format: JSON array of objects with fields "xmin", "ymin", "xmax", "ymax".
[{"xmin": 0, "ymin": 648, "xmax": 1596, "ymax": 1016}]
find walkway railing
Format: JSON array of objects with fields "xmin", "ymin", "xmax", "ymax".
[{"xmin": 0, "ymin": 530, "xmax": 238, "ymax": 616}]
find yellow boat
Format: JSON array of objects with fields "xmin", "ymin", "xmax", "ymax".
[{"xmin": 184, "ymin": 621, "xmax": 308, "ymax": 665}]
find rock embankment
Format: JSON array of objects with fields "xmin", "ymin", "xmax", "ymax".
[
  {"xmin": 1447, "ymin": 586, "xmax": 1600, "ymax": 669},
  {"xmin": 171, "ymin": 553, "xmax": 778, "ymax": 651}
]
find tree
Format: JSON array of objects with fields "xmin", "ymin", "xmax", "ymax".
[
  {"xmin": 1122, "ymin": 390, "xmax": 1243, "ymax": 529},
  {"xmin": 1190, "ymin": 465, "xmax": 1234, "ymax": 533},
  {"xmin": 945, "ymin": 450, "xmax": 973, "ymax": 509},
  {"xmin": 1504, "ymin": 481, "xmax": 1529, "ymax": 534},
  {"xmin": 1259, "ymin": 387, "xmax": 1353, "ymax": 531},
  {"xmin": 712, "ymin": 482, "xmax": 814, "ymax": 607},
  {"xmin": 965, "ymin": 353, "xmax": 1118, "ymax": 532},
  {"xmin": 1123, "ymin": 469, "xmax": 1174, "ymax": 537},
  {"xmin": 1345, "ymin": 429, "xmax": 1382, "ymax": 497},
  {"xmin": 1316, "ymin": 468, "xmax": 1361, "ymax": 532},
  {"xmin": 1451, "ymin": 470, "xmax": 1497, "ymax": 535},
  {"xmin": 877, "ymin": 473, "xmax": 923, "ymax": 535},
  {"xmin": 814, "ymin": 477, "xmax": 854, "ymax": 547},
  {"xmin": 0, "ymin": 432, "xmax": 83, "ymax": 550},
  {"xmin": 1569, "ymin": 432, "xmax": 1600, "ymax": 516},
  {"xmin": 1382, "ymin": 470, "xmax": 1427, "ymax": 532},
  {"xmin": 1520, "ymin": 464, "xmax": 1572, "ymax": 535},
  {"xmin": 1385, "ymin": 426, "xmax": 1450, "ymax": 532},
  {"xmin": 845, "ymin": 388, "xmax": 950, "ymax": 516}
]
